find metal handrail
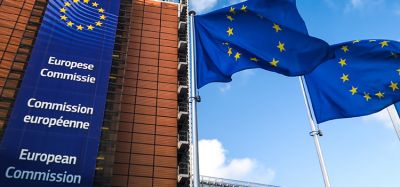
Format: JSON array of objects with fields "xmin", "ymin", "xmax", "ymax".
[{"xmin": 200, "ymin": 176, "xmax": 280, "ymax": 187}]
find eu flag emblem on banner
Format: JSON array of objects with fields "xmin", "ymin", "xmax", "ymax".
[
  {"xmin": 195, "ymin": 0, "xmax": 333, "ymax": 88},
  {"xmin": 305, "ymin": 40, "xmax": 400, "ymax": 123}
]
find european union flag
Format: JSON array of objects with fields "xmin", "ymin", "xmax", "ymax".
[
  {"xmin": 195, "ymin": 0, "xmax": 333, "ymax": 88},
  {"xmin": 305, "ymin": 40, "xmax": 400, "ymax": 123}
]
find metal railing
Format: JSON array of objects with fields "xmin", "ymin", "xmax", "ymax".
[{"xmin": 200, "ymin": 176, "xmax": 280, "ymax": 187}]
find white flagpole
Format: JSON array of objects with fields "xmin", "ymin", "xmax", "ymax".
[
  {"xmin": 188, "ymin": 10, "xmax": 201, "ymax": 187},
  {"xmin": 299, "ymin": 76, "xmax": 331, "ymax": 187},
  {"xmin": 386, "ymin": 105, "xmax": 400, "ymax": 142}
]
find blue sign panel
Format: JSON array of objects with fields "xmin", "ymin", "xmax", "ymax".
[{"xmin": 0, "ymin": 0, "xmax": 120, "ymax": 186}]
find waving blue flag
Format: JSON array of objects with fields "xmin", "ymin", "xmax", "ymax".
[
  {"xmin": 305, "ymin": 40, "xmax": 400, "ymax": 123},
  {"xmin": 195, "ymin": 0, "xmax": 333, "ymax": 88}
]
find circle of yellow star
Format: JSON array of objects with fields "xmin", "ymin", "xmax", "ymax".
[
  {"xmin": 338, "ymin": 58, "xmax": 347, "ymax": 67},
  {"xmin": 363, "ymin": 92, "xmax": 371, "ymax": 101},
  {"xmin": 277, "ymin": 41, "xmax": 285, "ymax": 52},
  {"xmin": 269, "ymin": 58, "xmax": 279, "ymax": 67},
  {"xmin": 76, "ymin": 25, "xmax": 83, "ymax": 30},
  {"xmin": 389, "ymin": 81, "xmax": 399, "ymax": 91},
  {"xmin": 340, "ymin": 74, "xmax": 349, "ymax": 82},
  {"xmin": 67, "ymin": 21, "xmax": 74, "ymax": 27},
  {"xmin": 60, "ymin": 15, "xmax": 68, "ymax": 21},
  {"xmin": 341, "ymin": 45, "xmax": 349, "ymax": 53},
  {"xmin": 227, "ymin": 27, "xmax": 234, "ymax": 36},
  {"xmin": 272, "ymin": 23, "xmax": 282, "ymax": 32},
  {"xmin": 96, "ymin": 21, "xmax": 103, "ymax": 26},
  {"xmin": 226, "ymin": 15, "xmax": 234, "ymax": 22},
  {"xmin": 379, "ymin": 41, "xmax": 389, "ymax": 48},
  {"xmin": 229, "ymin": 7, "xmax": 236, "ymax": 14},
  {"xmin": 349, "ymin": 86, "xmax": 358, "ymax": 95},
  {"xmin": 227, "ymin": 47, "xmax": 232, "ymax": 56},
  {"xmin": 250, "ymin": 57, "xmax": 259, "ymax": 62},
  {"xmin": 241, "ymin": 5, "xmax": 247, "ymax": 12},
  {"xmin": 375, "ymin": 92, "xmax": 384, "ymax": 99},
  {"xmin": 234, "ymin": 52, "xmax": 241, "ymax": 61},
  {"xmin": 61, "ymin": 1, "xmax": 106, "ymax": 31},
  {"xmin": 87, "ymin": 25, "xmax": 94, "ymax": 30}
]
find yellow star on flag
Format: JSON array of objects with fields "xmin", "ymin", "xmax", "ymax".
[
  {"xmin": 269, "ymin": 58, "xmax": 279, "ymax": 67},
  {"xmin": 379, "ymin": 41, "xmax": 389, "ymax": 48},
  {"xmin": 96, "ymin": 21, "xmax": 102, "ymax": 26},
  {"xmin": 60, "ymin": 7, "xmax": 67, "ymax": 13},
  {"xmin": 241, "ymin": 5, "xmax": 247, "ymax": 12},
  {"xmin": 234, "ymin": 52, "xmax": 241, "ymax": 61},
  {"xmin": 340, "ymin": 74, "xmax": 349, "ymax": 82},
  {"xmin": 99, "ymin": 8, "xmax": 105, "ymax": 13},
  {"xmin": 227, "ymin": 47, "xmax": 232, "ymax": 56},
  {"xmin": 67, "ymin": 21, "xmax": 74, "ymax": 27},
  {"xmin": 352, "ymin": 40, "xmax": 360, "ymax": 44},
  {"xmin": 73, "ymin": 0, "xmax": 80, "ymax": 3},
  {"xmin": 375, "ymin": 92, "xmax": 384, "ymax": 99},
  {"xmin": 92, "ymin": 2, "xmax": 99, "ymax": 7},
  {"xmin": 396, "ymin": 68, "xmax": 400, "ymax": 75},
  {"xmin": 229, "ymin": 7, "xmax": 236, "ymax": 14},
  {"xmin": 83, "ymin": 0, "xmax": 90, "ymax": 3},
  {"xmin": 369, "ymin": 40, "xmax": 376, "ymax": 42},
  {"xmin": 277, "ymin": 41, "xmax": 285, "ymax": 52},
  {"xmin": 227, "ymin": 27, "xmax": 234, "ymax": 36},
  {"xmin": 65, "ymin": 2, "xmax": 71, "ymax": 7},
  {"xmin": 390, "ymin": 81, "xmax": 399, "ymax": 91},
  {"xmin": 341, "ymin": 45, "xmax": 349, "ymax": 53},
  {"xmin": 338, "ymin": 58, "xmax": 347, "ymax": 67},
  {"xmin": 76, "ymin": 25, "xmax": 83, "ymax": 30},
  {"xmin": 250, "ymin": 57, "xmax": 259, "ymax": 62},
  {"xmin": 100, "ymin": 15, "xmax": 106, "ymax": 20},
  {"xmin": 350, "ymin": 86, "xmax": 358, "ymax": 95},
  {"xmin": 60, "ymin": 15, "xmax": 68, "ymax": 21},
  {"xmin": 226, "ymin": 15, "xmax": 234, "ymax": 22},
  {"xmin": 363, "ymin": 92, "xmax": 371, "ymax": 101},
  {"xmin": 272, "ymin": 23, "xmax": 282, "ymax": 32},
  {"xmin": 87, "ymin": 25, "xmax": 94, "ymax": 30}
]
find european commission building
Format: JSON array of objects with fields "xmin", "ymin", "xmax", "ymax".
[{"xmin": 0, "ymin": 0, "xmax": 279, "ymax": 186}]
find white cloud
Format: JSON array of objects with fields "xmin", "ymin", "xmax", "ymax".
[
  {"xmin": 189, "ymin": 0, "xmax": 218, "ymax": 13},
  {"xmin": 396, "ymin": 9, "xmax": 400, "ymax": 15},
  {"xmin": 323, "ymin": 0, "xmax": 336, "ymax": 8},
  {"xmin": 189, "ymin": 0, "xmax": 218, "ymax": 14},
  {"xmin": 219, "ymin": 83, "xmax": 232, "ymax": 93},
  {"xmin": 362, "ymin": 109, "xmax": 392, "ymax": 129},
  {"xmin": 344, "ymin": 0, "xmax": 385, "ymax": 12},
  {"xmin": 199, "ymin": 139, "xmax": 275, "ymax": 184},
  {"xmin": 351, "ymin": 0, "xmax": 364, "ymax": 8},
  {"xmin": 189, "ymin": 0, "xmax": 246, "ymax": 14}
]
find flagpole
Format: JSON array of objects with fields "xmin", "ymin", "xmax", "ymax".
[
  {"xmin": 299, "ymin": 76, "xmax": 331, "ymax": 187},
  {"xmin": 188, "ymin": 10, "xmax": 201, "ymax": 187},
  {"xmin": 386, "ymin": 105, "xmax": 400, "ymax": 142}
]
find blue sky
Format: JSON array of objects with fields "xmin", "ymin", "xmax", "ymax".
[{"xmin": 189, "ymin": 0, "xmax": 400, "ymax": 187}]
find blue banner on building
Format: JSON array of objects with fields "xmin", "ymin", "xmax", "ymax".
[{"xmin": 0, "ymin": 0, "xmax": 120, "ymax": 186}]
